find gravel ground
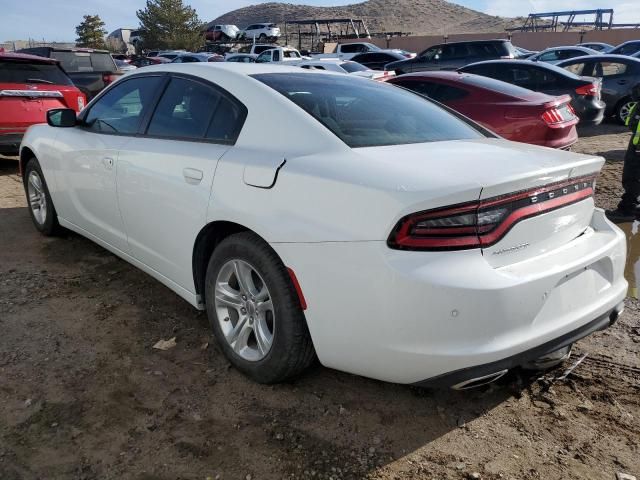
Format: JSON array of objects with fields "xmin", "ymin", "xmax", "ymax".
[{"xmin": 0, "ymin": 124, "xmax": 639, "ymax": 480}]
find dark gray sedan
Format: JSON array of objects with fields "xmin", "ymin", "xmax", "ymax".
[{"xmin": 556, "ymin": 54, "xmax": 640, "ymax": 124}]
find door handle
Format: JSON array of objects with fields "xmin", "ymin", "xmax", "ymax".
[
  {"xmin": 102, "ymin": 157, "xmax": 114, "ymax": 170},
  {"xmin": 183, "ymin": 168, "xmax": 203, "ymax": 183}
]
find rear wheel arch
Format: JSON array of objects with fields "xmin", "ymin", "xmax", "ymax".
[{"xmin": 193, "ymin": 221, "xmax": 262, "ymax": 299}]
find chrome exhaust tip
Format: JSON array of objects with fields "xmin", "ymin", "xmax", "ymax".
[{"xmin": 451, "ymin": 369, "xmax": 508, "ymax": 390}]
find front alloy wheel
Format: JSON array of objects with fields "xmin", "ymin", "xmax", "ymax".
[{"xmin": 27, "ymin": 170, "xmax": 47, "ymax": 226}]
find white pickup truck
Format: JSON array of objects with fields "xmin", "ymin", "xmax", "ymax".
[
  {"xmin": 255, "ymin": 46, "xmax": 310, "ymax": 63},
  {"xmin": 311, "ymin": 42, "xmax": 413, "ymax": 61}
]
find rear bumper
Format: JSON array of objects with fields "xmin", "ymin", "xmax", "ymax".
[
  {"xmin": 414, "ymin": 303, "xmax": 623, "ymax": 389},
  {"xmin": 574, "ymin": 100, "xmax": 606, "ymax": 126},
  {"xmin": 272, "ymin": 209, "xmax": 627, "ymax": 385},
  {"xmin": 0, "ymin": 133, "xmax": 24, "ymax": 155}
]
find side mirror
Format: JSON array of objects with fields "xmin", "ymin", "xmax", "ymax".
[{"xmin": 47, "ymin": 109, "xmax": 77, "ymax": 128}]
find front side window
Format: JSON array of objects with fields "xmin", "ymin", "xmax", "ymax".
[
  {"xmin": 256, "ymin": 52, "xmax": 270, "ymax": 63},
  {"xmin": 84, "ymin": 76, "xmax": 162, "ymax": 134},
  {"xmin": 419, "ymin": 47, "xmax": 441, "ymax": 61},
  {"xmin": 538, "ymin": 51, "xmax": 560, "ymax": 62},
  {"xmin": 253, "ymin": 73, "xmax": 484, "ymax": 148},
  {"xmin": 340, "ymin": 44, "xmax": 359, "ymax": 54}
]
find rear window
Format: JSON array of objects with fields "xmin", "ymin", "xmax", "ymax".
[
  {"xmin": 253, "ymin": 45, "xmax": 273, "ymax": 54},
  {"xmin": 51, "ymin": 51, "xmax": 117, "ymax": 73},
  {"xmin": 253, "ymin": 73, "xmax": 484, "ymax": 148},
  {"xmin": 460, "ymin": 74, "xmax": 536, "ymax": 97},
  {"xmin": 0, "ymin": 61, "xmax": 72, "ymax": 85},
  {"xmin": 340, "ymin": 62, "xmax": 368, "ymax": 73}
]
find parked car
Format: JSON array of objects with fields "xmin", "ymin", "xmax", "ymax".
[
  {"xmin": 205, "ymin": 24, "xmax": 240, "ymax": 42},
  {"xmin": 115, "ymin": 59, "xmax": 137, "ymax": 72},
  {"xmin": 234, "ymin": 44, "xmax": 278, "ymax": 56},
  {"xmin": 556, "ymin": 54, "xmax": 640, "ymax": 124},
  {"xmin": 528, "ymin": 46, "xmax": 598, "ymax": 65},
  {"xmin": 255, "ymin": 47, "xmax": 305, "ymax": 63},
  {"xmin": 129, "ymin": 56, "xmax": 170, "ymax": 68},
  {"xmin": 19, "ymin": 64, "xmax": 626, "ymax": 388},
  {"xmin": 609, "ymin": 40, "xmax": 640, "ymax": 57},
  {"xmin": 350, "ymin": 51, "xmax": 408, "ymax": 70},
  {"xmin": 171, "ymin": 53, "xmax": 224, "ymax": 63},
  {"xmin": 386, "ymin": 39, "xmax": 519, "ymax": 74},
  {"xmin": 225, "ymin": 54, "xmax": 257, "ymax": 63},
  {"xmin": 577, "ymin": 42, "xmax": 614, "ymax": 53},
  {"xmin": 460, "ymin": 60, "xmax": 605, "ymax": 125},
  {"xmin": 298, "ymin": 59, "xmax": 395, "ymax": 80},
  {"xmin": 311, "ymin": 42, "xmax": 413, "ymax": 61},
  {"xmin": 387, "ymin": 71, "xmax": 578, "ymax": 149},
  {"xmin": 0, "ymin": 52, "xmax": 85, "ymax": 155},
  {"xmin": 514, "ymin": 46, "xmax": 538, "ymax": 59},
  {"xmin": 17, "ymin": 47, "xmax": 121, "ymax": 100},
  {"xmin": 238, "ymin": 23, "xmax": 280, "ymax": 42},
  {"xmin": 156, "ymin": 50, "xmax": 187, "ymax": 60}
]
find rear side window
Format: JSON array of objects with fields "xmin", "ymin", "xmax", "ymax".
[
  {"xmin": 147, "ymin": 77, "xmax": 246, "ymax": 143},
  {"xmin": 254, "ymin": 73, "xmax": 484, "ymax": 148},
  {"xmin": 596, "ymin": 62, "xmax": 628, "ymax": 77},
  {"xmin": 85, "ymin": 76, "xmax": 163, "ymax": 134},
  {"xmin": 51, "ymin": 51, "xmax": 117, "ymax": 73},
  {"xmin": 460, "ymin": 74, "xmax": 535, "ymax": 97},
  {"xmin": 393, "ymin": 80, "xmax": 439, "ymax": 97},
  {"xmin": 564, "ymin": 62, "xmax": 587, "ymax": 76},
  {"xmin": 0, "ymin": 61, "xmax": 72, "ymax": 85}
]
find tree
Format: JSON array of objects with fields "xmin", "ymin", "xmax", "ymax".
[
  {"xmin": 75, "ymin": 15, "xmax": 107, "ymax": 49},
  {"xmin": 137, "ymin": 0, "xmax": 203, "ymax": 51}
]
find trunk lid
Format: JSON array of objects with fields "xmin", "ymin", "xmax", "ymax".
[{"xmin": 358, "ymin": 139, "xmax": 602, "ymax": 266}]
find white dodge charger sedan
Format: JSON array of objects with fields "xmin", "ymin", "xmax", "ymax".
[{"xmin": 19, "ymin": 63, "xmax": 627, "ymax": 389}]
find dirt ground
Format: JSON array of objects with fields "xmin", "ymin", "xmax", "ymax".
[{"xmin": 1, "ymin": 124, "xmax": 639, "ymax": 480}]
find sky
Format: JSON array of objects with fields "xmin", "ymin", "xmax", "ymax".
[{"xmin": 1, "ymin": 0, "xmax": 639, "ymax": 42}]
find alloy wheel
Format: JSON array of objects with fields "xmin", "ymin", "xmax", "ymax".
[
  {"xmin": 619, "ymin": 101, "xmax": 635, "ymax": 124},
  {"xmin": 27, "ymin": 170, "xmax": 47, "ymax": 225},
  {"xmin": 214, "ymin": 259, "xmax": 275, "ymax": 361}
]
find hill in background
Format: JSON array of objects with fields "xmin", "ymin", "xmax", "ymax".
[{"xmin": 210, "ymin": 0, "xmax": 516, "ymax": 35}]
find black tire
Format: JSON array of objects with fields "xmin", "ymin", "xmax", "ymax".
[
  {"xmin": 258, "ymin": 33, "xmax": 267, "ymax": 42},
  {"xmin": 615, "ymin": 97, "xmax": 634, "ymax": 125},
  {"xmin": 23, "ymin": 157, "xmax": 63, "ymax": 236},
  {"xmin": 204, "ymin": 232, "xmax": 316, "ymax": 383}
]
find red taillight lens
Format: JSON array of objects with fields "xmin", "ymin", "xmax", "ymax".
[
  {"xmin": 102, "ymin": 73, "xmax": 119, "ymax": 85},
  {"xmin": 575, "ymin": 83, "xmax": 599, "ymax": 97},
  {"xmin": 388, "ymin": 176, "xmax": 596, "ymax": 251},
  {"xmin": 542, "ymin": 108, "xmax": 564, "ymax": 125}
]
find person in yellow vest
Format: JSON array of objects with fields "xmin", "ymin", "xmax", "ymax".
[{"xmin": 607, "ymin": 83, "xmax": 640, "ymax": 223}]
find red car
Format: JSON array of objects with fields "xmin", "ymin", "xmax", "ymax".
[
  {"xmin": 0, "ymin": 52, "xmax": 86, "ymax": 156},
  {"xmin": 387, "ymin": 71, "xmax": 578, "ymax": 149}
]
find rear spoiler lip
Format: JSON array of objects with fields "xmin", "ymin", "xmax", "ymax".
[
  {"xmin": 542, "ymin": 94, "xmax": 574, "ymax": 109},
  {"xmin": 0, "ymin": 89, "xmax": 64, "ymax": 98}
]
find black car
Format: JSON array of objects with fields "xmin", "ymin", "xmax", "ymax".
[
  {"xmin": 385, "ymin": 39, "xmax": 519, "ymax": 74},
  {"xmin": 577, "ymin": 42, "xmax": 614, "ymax": 53},
  {"xmin": 610, "ymin": 41, "xmax": 640, "ymax": 57},
  {"xmin": 17, "ymin": 47, "xmax": 121, "ymax": 100},
  {"xmin": 557, "ymin": 54, "xmax": 640, "ymax": 124},
  {"xmin": 350, "ymin": 51, "xmax": 407, "ymax": 71},
  {"xmin": 459, "ymin": 60, "xmax": 606, "ymax": 126}
]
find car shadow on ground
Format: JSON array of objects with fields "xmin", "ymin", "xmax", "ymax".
[
  {"xmin": 0, "ymin": 156, "xmax": 19, "ymax": 175},
  {"xmin": 577, "ymin": 121, "xmax": 627, "ymax": 138},
  {"xmin": 0, "ymin": 203, "xmax": 527, "ymax": 479}
]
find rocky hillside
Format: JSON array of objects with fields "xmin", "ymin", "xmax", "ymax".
[{"xmin": 209, "ymin": 0, "xmax": 514, "ymax": 35}]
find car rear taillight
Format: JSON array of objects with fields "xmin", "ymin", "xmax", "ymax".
[
  {"xmin": 575, "ymin": 83, "xmax": 599, "ymax": 97},
  {"xmin": 388, "ymin": 175, "xmax": 596, "ymax": 251},
  {"xmin": 542, "ymin": 108, "xmax": 565, "ymax": 125},
  {"xmin": 102, "ymin": 73, "xmax": 119, "ymax": 85}
]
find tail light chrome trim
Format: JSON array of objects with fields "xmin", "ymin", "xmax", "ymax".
[{"xmin": 388, "ymin": 175, "xmax": 597, "ymax": 251}]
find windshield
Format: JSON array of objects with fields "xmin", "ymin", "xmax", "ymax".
[
  {"xmin": 0, "ymin": 61, "xmax": 73, "ymax": 85},
  {"xmin": 253, "ymin": 73, "xmax": 484, "ymax": 148},
  {"xmin": 341, "ymin": 62, "xmax": 368, "ymax": 73}
]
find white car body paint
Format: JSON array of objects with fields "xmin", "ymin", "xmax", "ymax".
[{"xmin": 20, "ymin": 63, "xmax": 627, "ymax": 385}]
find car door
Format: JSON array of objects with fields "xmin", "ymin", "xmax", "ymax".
[
  {"xmin": 52, "ymin": 75, "xmax": 164, "ymax": 252},
  {"xmin": 594, "ymin": 60, "xmax": 633, "ymax": 107},
  {"xmin": 116, "ymin": 74, "xmax": 247, "ymax": 291},
  {"xmin": 409, "ymin": 45, "xmax": 442, "ymax": 72}
]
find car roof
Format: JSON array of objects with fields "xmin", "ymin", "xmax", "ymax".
[
  {"xmin": 556, "ymin": 54, "xmax": 640, "ymax": 65},
  {"xmin": 538, "ymin": 46, "xmax": 596, "ymax": 51},
  {"xmin": 0, "ymin": 51, "xmax": 59, "ymax": 64},
  {"xmin": 463, "ymin": 59, "xmax": 583, "ymax": 77},
  {"xmin": 436, "ymin": 39, "xmax": 510, "ymax": 46}
]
